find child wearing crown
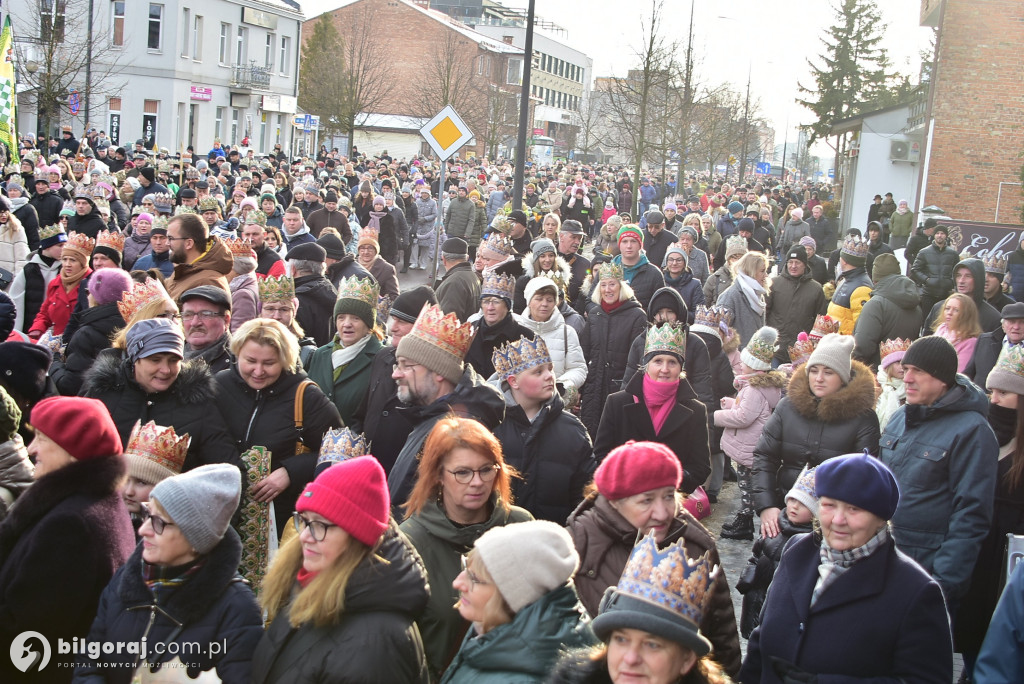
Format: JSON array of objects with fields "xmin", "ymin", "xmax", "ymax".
[{"xmin": 875, "ymin": 338, "xmax": 912, "ymax": 430}]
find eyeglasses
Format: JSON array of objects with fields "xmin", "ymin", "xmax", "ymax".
[
  {"xmin": 481, "ymin": 297, "xmax": 505, "ymax": 307},
  {"xmin": 261, "ymin": 305, "xmax": 292, "ymax": 315},
  {"xmin": 446, "ymin": 463, "xmax": 500, "ymax": 484},
  {"xmin": 166, "ymin": 236, "xmax": 189, "ymax": 242},
  {"xmin": 461, "ymin": 555, "xmax": 489, "ymax": 587},
  {"xmin": 139, "ymin": 503, "xmax": 175, "ymax": 535},
  {"xmin": 175, "ymin": 311, "xmax": 224, "ymax": 321},
  {"xmin": 293, "ymin": 512, "xmax": 338, "ymax": 542},
  {"xmin": 393, "ymin": 361, "xmax": 421, "ymax": 374}
]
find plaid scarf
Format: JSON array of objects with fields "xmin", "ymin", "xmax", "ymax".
[
  {"xmin": 142, "ymin": 557, "xmax": 205, "ymax": 605},
  {"xmin": 811, "ymin": 524, "xmax": 889, "ymax": 607}
]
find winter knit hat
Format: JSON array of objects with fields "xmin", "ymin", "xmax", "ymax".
[
  {"xmin": 473, "ymin": 521, "xmax": 579, "ymax": 613},
  {"xmin": 150, "ymin": 464, "xmax": 242, "ymax": 554},
  {"xmin": 902, "ymin": 335, "xmax": 958, "ymax": 389},
  {"xmin": 727, "ymin": 200, "xmax": 744, "ymax": 214},
  {"xmin": 389, "ymin": 285, "xmax": 438, "ymax": 324},
  {"xmin": 725, "ymin": 235, "xmax": 748, "ymax": 260},
  {"xmin": 785, "ymin": 245, "xmax": 808, "ymax": 269},
  {"xmin": 595, "ymin": 440, "xmax": 682, "ymax": 500},
  {"xmin": 740, "ymin": 326, "xmax": 778, "ymax": 371},
  {"xmin": 30, "ymin": 396, "xmax": 123, "ymax": 460},
  {"xmin": 0, "ymin": 341, "xmax": 52, "ymax": 402},
  {"xmin": 987, "ymin": 345, "xmax": 1024, "ymax": 396},
  {"xmin": 137, "ymin": 212, "xmax": 154, "ymax": 226},
  {"xmin": 799, "ymin": 235, "xmax": 816, "ymax": 251},
  {"xmin": 806, "ymin": 333, "xmax": 855, "ymax": 384},
  {"xmin": 88, "ymin": 267, "xmax": 133, "ymax": 306},
  {"xmin": 617, "ymin": 224, "xmax": 644, "ymax": 248},
  {"xmin": 0, "ymin": 385, "xmax": 22, "ymax": 444},
  {"xmin": 815, "ymin": 453, "xmax": 900, "ymax": 521},
  {"xmin": 663, "ymin": 245, "xmax": 688, "ymax": 269},
  {"xmin": 785, "ymin": 466, "xmax": 819, "ymax": 515},
  {"xmin": 316, "ymin": 233, "xmax": 346, "ymax": 260},
  {"xmin": 530, "ymin": 238, "xmax": 556, "ymax": 259},
  {"xmin": 395, "ymin": 305, "xmax": 474, "ymax": 385},
  {"xmin": 296, "ymin": 456, "xmax": 389, "ymax": 547},
  {"xmin": 872, "ymin": 253, "xmax": 901, "ymax": 282}
]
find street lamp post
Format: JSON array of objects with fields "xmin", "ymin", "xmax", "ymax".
[{"xmin": 511, "ymin": 0, "xmax": 535, "ymax": 212}]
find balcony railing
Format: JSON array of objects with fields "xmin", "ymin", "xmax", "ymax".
[{"xmin": 230, "ymin": 61, "xmax": 272, "ymax": 90}]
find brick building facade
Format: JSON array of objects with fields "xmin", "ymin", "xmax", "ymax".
[{"xmin": 920, "ymin": 0, "xmax": 1024, "ymax": 224}]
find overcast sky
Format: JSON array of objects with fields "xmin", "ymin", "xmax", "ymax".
[{"xmin": 303, "ymin": 0, "xmax": 932, "ymax": 150}]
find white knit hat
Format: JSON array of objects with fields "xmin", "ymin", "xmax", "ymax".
[
  {"xmin": 740, "ymin": 326, "xmax": 778, "ymax": 371},
  {"xmin": 473, "ymin": 521, "xmax": 579, "ymax": 613},
  {"xmin": 806, "ymin": 333, "xmax": 855, "ymax": 384}
]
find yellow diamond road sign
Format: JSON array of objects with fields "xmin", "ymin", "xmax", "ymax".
[{"xmin": 421, "ymin": 105, "xmax": 473, "ymax": 161}]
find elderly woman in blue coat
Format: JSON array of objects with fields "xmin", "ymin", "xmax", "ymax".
[{"xmin": 740, "ymin": 453, "xmax": 953, "ymax": 683}]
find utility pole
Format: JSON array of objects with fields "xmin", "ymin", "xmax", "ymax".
[
  {"xmin": 677, "ymin": 0, "xmax": 694, "ymax": 179},
  {"xmin": 85, "ymin": 0, "xmax": 94, "ymax": 131},
  {"xmin": 780, "ymin": 112, "xmax": 789, "ymax": 182},
  {"xmin": 511, "ymin": 0, "xmax": 535, "ymax": 212},
  {"xmin": 739, "ymin": 65, "xmax": 750, "ymax": 185}
]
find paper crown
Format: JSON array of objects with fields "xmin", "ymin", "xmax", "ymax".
[
  {"xmin": 95, "ymin": 229, "xmax": 125, "ymax": 253},
  {"xmin": 151, "ymin": 192, "xmax": 175, "ymax": 213},
  {"xmin": 198, "ymin": 196, "xmax": 221, "ymax": 213},
  {"xmin": 880, "ymin": 337, "xmax": 913, "ymax": 363},
  {"xmin": 316, "ymin": 427, "xmax": 370, "ymax": 470},
  {"xmin": 258, "ymin": 275, "xmax": 295, "ymax": 303},
  {"xmin": 336, "ymin": 274, "xmax": 380, "ymax": 308},
  {"xmin": 73, "ymin": 185, "xmax": 92, "ymax": 200},
  {"xmin": 690, "ymin": 305, "xmax": 732, "ymax": 336},
  {"xmin": 63, "ymin": 231, "xmax": 96, "ymax": 254},
  {"xmin": 124, "ymin": 420, "xmax": 190, "ymax": 483},
  {"xmin": 595, "ymin": 261, "xmax": 625, "ymax": 281},
  {"xmin": 244, "ymin": 209, "xmax": 267, "ymax": 226},
  {"xmin": 407, "ymin": 304, "xmax": 475, "ymax": 361},
  {"xmin": 840, "ymin": 235, "xmax": 870, "ymax": 259},
  {"xmin": 788, "ymin": 332, "xmax": 817, "ymax": 367},
  {"xmin": 376, "ymin": 294, "xmax": 394, "ymax": 324},
  {"xmin": 60, "ymin": 200, "xmax": 76, "ymax": 216},
  {"xmin": 490, "ymin": 214, "xmax": 511, "ymax": 235},
  {"xmin": 39, "ymin": 223, "xmax": 66, "ymax": 241},
  {"xmin": 984, "ymin": 255, "xmax": 1008, "ymax": 275},
  {"xmin": 71, "ymin": 160, "xmax": 85, "ymax": 172},
  {"xmin": 185, "ymin": 167, "xmax": 200, "ymax": 180},
  {"xmin": 809, "ymin": 314, "xmax": 841, "ymax": 341},
  {"xmin": 478, "ymin": 232, "xmax": 515, "ymax": 259},
  {"xmin": 360, "ymin": 225, "xmax": 380, "ymax": 242},
  {"xmin": 118, "ymin": 280, "xmax": 170, "ymax": 322},
  {"xmin": 644, "ymin": 321, "xmax": 687, "ymax": 359},
  {"xmin": 152, "ymin": 216, "xmax": 169, "ymax": 232},
  {"xmin": 224, "ymin": 237, "xmax": 255, "ymax": 258},
  {"xmin": 88, "ymin": 183, "xmax": 107, "ymax": 199},
  {"xmin": 481, "ymin": 270, "xmax": 516, "ymax": 301},
  {"xmin": 174, "ymin": 205, "xmax": 196, "ymax": 215},
  {"xmin": 615, "ymin": 534, "xmax": 718, "ymax": 629},
  {"xmin": 492, "ymin": 335, "xmax": 552, "ymax": 379},
  {"xmin": 537, "ymin": 268, "xmax": 568, "ymax": 292}
]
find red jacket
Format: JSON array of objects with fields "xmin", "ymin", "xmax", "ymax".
[{"xmin": 29, "ymin": 268, "xmax": 91, "ymax": 336}]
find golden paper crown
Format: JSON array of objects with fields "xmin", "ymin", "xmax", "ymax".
[
  {"xmin": 407, "ymin": 304, "xmax": 475, "ymax": 360},
  {"xmin": 95, "ymin": 229, "xmax": 125, "ymax": 253},
  {"xmin": 336, "ymin": 274, "xmax": 380, "ymax": 309},
  {"xmin": 316, "ymin": 428, "xmax": 370, "ymax": 470},
  {"xmin": 151, "ymin": 192, "xmax": 175, "ymax": 212},
  {"xmin": 880, "ymin": 337, "xmax": 913, "ymax": 363},
  {"xmin": 198, "ymin": 196, "xmax": 221, "ymax": 213},
  {"xmin": 595, "ymin": 261, "xmax": 624, "ymax": 281},
  {"xmin": 224, "ymin": 237, "xmax": 255, "ymax": 258},
  {"xmin": 479, "ymin": 232, "xmax": 515, "ymax": 259},
  {"xmin": 984, "ymin": 255, "xmax": 1008, "ymax": 275},
  {"xmin": 810, "ymin": 314, "xmax": 841, "ymax": 341},
  {"xmin": 360, "ymin": 225, "xmax": 380, "ymax": 242},
  {"xmin": 615, "ymin": 534, "xmax": 719, "ymax": 629},
  {"xmin": 124, "ymin": 420, "xmax": 190, "ymax": 481},
  {"xmin": 244, "ymin": 209, "xmax": 267, "ymax": 227},
  {"xmin": 39, "ymin": 223, "xmax": 66, "ymax": 241},
  {"xmin": 788, "ymin": 333, "xmax": 817, "ymax": 367},
  {"xmin": 118, "ymin": 280, "xmax": 170, "ymax": 322},
  {"xmin": 174, "ymin": 205, "xmax": 197, "ymax": 216},
  {"xmin": 537, "ymin": 269, "xmax": 568, "ymax": 292},
  {"xmin": 492, "ymin": 335, "xmax": 552, "ymax": 379},
  {"xmin": 481, "ymin": 270, "xmax": 516, "ymax": 301},
  {"xmin": 63, "ymin": 231, "xmax": 96, "ymax": 254},
  {"xmin": 258, "ymin": 275, "xmax": 295, "ymax": 303},
  {"xmin": 691, "ymin": 305, "xmax": 732, "ymax": 335},
  {"xmin": 644, "ymin": 321, "xmax": 687, "ymax": 359}
]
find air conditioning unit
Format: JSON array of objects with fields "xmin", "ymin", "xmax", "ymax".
[{"xmin": 890, "ymin": 139, "xmax": 921, "ymax": 163}]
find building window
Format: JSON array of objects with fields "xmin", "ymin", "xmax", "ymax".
[
  {"xmin": 181, "ymin": 8, "xmax": 190, "ymax": 57},
  {"xmin": 506, "ymin": 58, "xmax": 522, "ymax": 86},
  {"xmin": 280, "ymin": 36, "xmax": 291, "ymax": 75},
  {"xmin": 215, "ymin": 106, "xmax": 224, "ymax": 140},
  {"xmin": 219, "ymin": 23, "xmax": 230, "ymax": 64},
  {"xmin": 231, "ymin": 109, "xmax": 240, "ymax": 145},
  {"xmin": 192, "ymin": 15, "xmax": 202, "ymax": 61},
  {"xmin": 266, "ymin": 33, "xmax": 275, "ymax": 70},
  {"xmin": 236, "ymin": 26, "xmax": 248, "ymax": 65},
  {"xmin": 148, "ymin": 4, "xmax": 163, "ymax": 51},
  {"xmin": 110, "ymin": 1, "xmax": 125, "ymax": 47},
  {"xmin": 41, "ymin": 0, "xmax": 66, "ymax": 44}
]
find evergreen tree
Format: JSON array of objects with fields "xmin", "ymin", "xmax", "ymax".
[
  {"xmin": 797, "ymin": 0, "xmax": 898, "ymax": 143},
  {"xmin": 298, "ymin": 15, "xmax": 348, "ymax": 137}
]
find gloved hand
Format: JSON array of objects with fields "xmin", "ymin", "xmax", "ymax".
[{"xmin": 770, "ymin": 657, "xmax": 817, "ymax": 684}]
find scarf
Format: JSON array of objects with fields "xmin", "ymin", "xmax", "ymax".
[
  {"xmin": 184, "ymin": 334, "xmax": 229, "ymax": 365},
  {"xmin": 296, "ymin": 567, "xmax": 318, "ymax": 588},
  {"xmin": 643, "ymin": 375, "xmax": 679, "ymax": 435},
  {"xmin": 736, "ymin": 272, "xmax": 766, "ymax": 315},
  {"xmin": 142, "ymin": 556, "xmax": 205, "ymax": 605},
  {"xmin": 811, "ymin": 524, "xmax": 889, "ymax": 607},
  {"xmin": 59, "ymin": 260, "xmax": 90, "ymax": 292},
  {"xmin": 368, "ymin": 210, "xmax": 387, "ymax": 231},
  {"xmin": 330, "ymin": 332, "xmax": 373, "ymax": 381},
  {"xmin": 989, "ymin": 402, "xmax": 1017, "ymax": 446},
  {"xmin": 601, "ymin": 299, "xmax": 625, "ymax": 314},
  {"xmin": 896, "ymin": 206, "xmax": 909, "ymax": 215},
  {"xmin": 613, "ymin": 254, "xmax": 651, "ymax": 284}
]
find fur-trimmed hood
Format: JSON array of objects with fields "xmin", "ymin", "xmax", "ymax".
[
  {"xmin": 82, "ymin": 351, "xmax": 217, "ymax": 405},
  {"xmin": 787, "ymin": 358, "xmax": 877, "ymax": 422},
  {"xmin": 744, "ymin": 369, "xmax": 788, "ymax": 389},
  {"xmin": 523, "ymin": 253, "xmax": 572, "ymax": 281},
  {"xmin": 722, "ymin": 326, "xmax": 741, "ymax": 354}
]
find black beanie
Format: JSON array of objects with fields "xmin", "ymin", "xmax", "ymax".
[
  {"xmin": 0, "ymin": 341, "xmax": 53, "ymax": 402},
  {"xmin": 786, "ymin": 245, "xmax": 809, "ymax": 269},
  {"xmin": 316, "ymin": 234, "xmax": 345, "ymax": 260},
  {"xmin": 140, "ymin": 167, "xmax": 156, "ymax": 183},
  {"xmin": 91, "ymin": 246, "xmax": 123, "ymax": 267},
  {"xmin": 902, "ymin": 336, "xmax": 958, "ymax": 389},
  {"xmin": 390, "ymin": 285, "xmax": 438, "ymax": 323}
]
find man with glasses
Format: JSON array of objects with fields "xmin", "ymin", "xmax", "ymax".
[
  {"xmin": 556, "ymin": 220, "xmax": 590, "ymax": 307},
  {"xmin": 178, "ymin": 286, "xmax": 233, "ymax": 372},
  {"xmin": 164, "ymin": 213, "xmax": 233, "ymax": 303}
]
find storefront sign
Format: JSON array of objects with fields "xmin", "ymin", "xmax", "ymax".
[
  {"xmin": 109, "ymin": 113, "xmax": 120, "ymax": 146},
  {"xmin": 190, "ymin": 86, "xmax": 212, "ymax": 101},
  {"xmin": 947, "ymin": 219, "xmax": 1024, "ymax": 258},
  {"xmin": 142, "ymin": 114, "xmax": 157, "ymax": 149}
]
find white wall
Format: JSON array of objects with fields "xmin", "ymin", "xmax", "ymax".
[
  {"xmin": 352, "ymin": 130, "xmax": 421, "ymax": 162},
  {"xmin": 843, "ymin": 107, "xmax": 921, "ymax": 230}
]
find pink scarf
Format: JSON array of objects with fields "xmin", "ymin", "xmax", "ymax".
[{"xmin": 643, "ymin": 375, "xmax": 679, "ymax": 435}]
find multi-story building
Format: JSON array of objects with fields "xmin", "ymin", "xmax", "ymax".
[{"xmin": 10, "ymin": 0, "xmax": 302, "ymax": 155}]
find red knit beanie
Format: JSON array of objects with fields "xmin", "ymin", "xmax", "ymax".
[
  {"xmin": 295, "ymin": 456, "xmax": 389, "ymax": 547},
  {"xmin": 30, "ymin": 396, "xmax": 123, "ymax": 460},
  {"xmin": 594, "ymin": 441, "xmax": 682, "ymax": 500}
]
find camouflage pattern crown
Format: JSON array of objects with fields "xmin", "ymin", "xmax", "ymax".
[
  {"xmin": 244, "ymin": 209, "xmax": 267, "ymax": 226},
  {"xmin": 616, "ymin": 534, "xmax": 718, "ymax": 628},
  {"xmin": 119, "ymin": 279, "xmax": 171, "ymax": 322},
  {"xmin": 644, "ymin": 321, "xmax": 687, "ymax": 359},
  {"xmin": 258, "ymin": 275, "xmax": 295, "ymax": 303},
  {"xmin": 492, "ymin": 335, "xmax": 552, "ymax": 379},
  {"xmin": 337, "ymin": 274, "xmax": 380, "ymax": 309},
  {"xmin": 481, "ymin": 270, "xmax": 516, "ymax": 301},
  {"xmin": 407, "ymin": 304, "xmax": 475, "ymax": 361},
  {"xmin": 316, "ymin": 428, "xmax": 370, "ymax": 470},
  {"xmin": 490, "ymin": 214, "xmax": 511, "ymax": 235},
  {"xmin": 125, "ymin": 420, "xmax": 190, "ymax": 475}
]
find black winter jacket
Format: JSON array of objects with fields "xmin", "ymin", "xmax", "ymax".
[
  {"xmin": 50, "ymin": 302, "xmax": 124, "ymax": 396},
  {"xmin": 30, "ymin": 189, "xmax": 64, "ymax": 228},
  {"xmin": 852, "ymin": 274, "xmax": 923, "ymax": 367},
  {"xmin": 751, "ymin": 360, "xmax": 880, "ymax": 513},
  {"xmin": 66, "ymin": 208, "xmax": 108, "ymax": 239},
  {"xmin": 492, "ymin": 388, "xmax": 595, "ymax": 524},
  {"xmin": 357, "ymin": 346, "xmax": 410, "ymax": 475},
  {"xmin": 251, "ymin": 524, "xmax": 431, "ymax": 684},
  {"xmin": 579, "ymin": 297, "xmax": 648, "ymax": 436},
  {"xmin": 911, "ymin": 243, "xmax": 959, "ymax": 299},
  {"xmin": 766, "ymin": 269, "xmax": 827, "ymax": 363},
  {"xmin": 594, "ymin": 372, "xmax": 711, "ymax": 495},
  {"xmin": 921, "ymin": 257, "xmax": 1002, "ymax": 334},
  {"xmin": 82, "ymin": 354, "xmax": 241, "ymax": 474},
  {"xmin": 965, "ymin": 327, "xmax": 1005, "ymax": 389},
  {"xmin": 293, "ymin": 274, "xmax": 338, "ymax": 347},
  {"xmin": 214, "ymin": 365, "xmax": 341, "ymax": 535},
  {"xmin": 73, "ymin": 530, "xmax": 263, "ymax": 684}
]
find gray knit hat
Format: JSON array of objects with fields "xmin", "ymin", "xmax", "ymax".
[
  {"xmin": 473, "ymin": 520, "xmax": 579, "ymax": 613},
  {"xmin": 150, "ymin": 464, "xmax": 241, "ymax": 554},
  {"xmin": 806, "ymin": 333, "xmax": 855, "ymax": 384},
  {"xmin": 395, "ymin": 304, "xmax": 473, "ymax": 386}
]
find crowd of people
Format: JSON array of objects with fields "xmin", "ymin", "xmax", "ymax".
[{"xmin": 0, "ymin": 132, "xmax": 1021, "ymax": 684}]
